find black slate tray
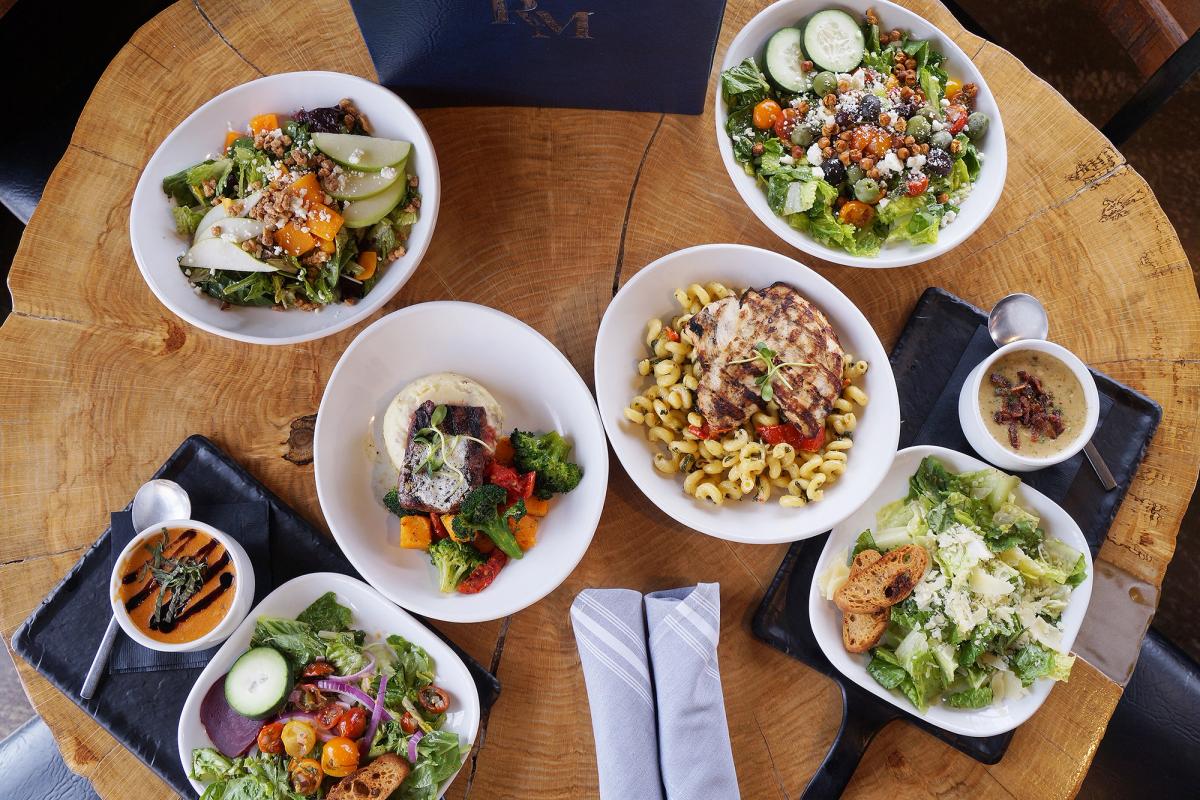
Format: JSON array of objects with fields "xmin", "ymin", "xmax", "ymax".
[
  {"xmin": 753, "ymin": 288, "xmax": 1162, "ymax": 798},
  {"xmin": 11, "ymin": 435, "xmax": 501, "ymax": 798}
]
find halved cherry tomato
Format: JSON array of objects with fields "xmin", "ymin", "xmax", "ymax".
[
  {"xmin": 756, "ymin": 424, "xmax": 826, "ymax": 452},
  {"xmin": 486, "ymin": 462, "xmax": 536, "ymax": 501},
  {"xmin": 839, "ymin": 200, "xmax": 875, "ymax": 228},
  {"xmin": 772, "ymin": 107, "xmax": 801, "ymax": 141},
  {"xmin": 906, "ymin": 174, "xmax": 929, "ymax": 197},
  {"xmin": 257, "ymin": 722, "xmax": 284, "ymax": 755},
  {"xmin": 295, "ymin": 684, "xmax": 325, "ymax": 712},
  {"xmin": 457, "ymin": 550, "xmax": 508, "ymax": 594},
  {"xmin": 852, "ymin": 126, "xmax": 891, "ymax": 157},
  {"xmin": 289, "ymin": 757, "xmax": 323, "ymax": 795},
  {"xmin": 281, "ymin": 719, "xmax": 317, "ymax": 759},
  {"xmin": 302, "ymin": 661, "xmax": 335, "ymax": 678},
  {"xmin": 946, "ymin": 104, "xmax": 969, "ymax": 134},
  {"xmin": 752, "ymin": 99, "xmax": 783, "ymax": 130},
  {"xmin": 418, "ymin": 685, "xmax": 450, "ymax": 715},
  {"xmin": 314, "ymin": 702, "xmax": 345, "ymax": 732},
  {"xmin": 399, "ymin": 711, "xmax": 419, "ymax": 735},
  {"xmin": 321, "ymin": 736, "xmax": 360, "ymax": 778},
  {"xmin": 336, "ymin": 706, "xmax": 368, "ymax": 739},
  {"xmin": 945, "ymin": 77, "xmax": 963, "ymax": 99}
]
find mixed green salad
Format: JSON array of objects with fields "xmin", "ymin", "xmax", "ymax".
[
  {"xmin": 192, "ymin": 592, "xmax": 463, "ymax": 799},
  {"xmin": 164, "ymin": 100, "xmax": 419, "ymax": 310},
  {"xmin": 721, "ymin": 8, "xmax": 989, "ymax": 256},
  {"xmin": 823, "ymin": 457, "xmax": 1086, "ymax": 712}
]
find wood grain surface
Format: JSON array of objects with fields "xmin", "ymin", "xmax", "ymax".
[{"xmin": 0, "ymin": 0, "xmax": 1196, "ymax": 798}]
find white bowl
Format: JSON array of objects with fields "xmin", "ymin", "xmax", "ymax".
[
  {"xmin": 109, "ymin": 519, "xmax": 254, "ymax": 653},
  {"xmin": 178, "ymin": 573, "xmax": 480, "ymax": 796},
  {"xmin": 594, "ymin": 243, "xmax": 900, "ymax": 543},
  {"xmin": 130, "ymin": 71, "xmax": 440, "ymax": 345},
  {"xmin": 314, "ymin": 302, "xmax": 608, "ymax": 622},
  {"xmin": 809, "ymin": 445, "xmax": 1094, "ymax": 736},
  {"xmin": 715, "ymin": 0, "xmax": 1007, "ymax": 268},
  {"xmin": 958, "ymin": 340, "xmax": 1099, "ymax": 472}
]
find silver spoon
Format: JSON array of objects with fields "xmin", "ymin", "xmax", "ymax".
[
  {"xmin": 988, "ymin": 294, "xmax": 1117, "ymax": 490},
  {"xmin": 80, "ymin": 479, "xmax": 192, "ymax": 700}
]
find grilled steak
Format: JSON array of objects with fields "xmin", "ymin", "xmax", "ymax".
[
  {"xmin": 396, "ymin": 401, "xmax": 491, "ymax": 514},
  {"xmin": 685, "ymin": 282, "xmax": 844, "ymax": 438}
]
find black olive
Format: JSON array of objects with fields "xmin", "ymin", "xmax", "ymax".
[
  {"xmin": 835, "ymin": 108, "xmax": 855, "ymax": 128},
  {"xmin": 859, "ymin": 95, "xmax": 882, "ymax": 124},
  {"xmin": 926, "ymin": 148, "xmax": 953, "ymax": 177},
  {"xmin": 821, "ymin": 159, "xmax": 847, "ymax": 185}
]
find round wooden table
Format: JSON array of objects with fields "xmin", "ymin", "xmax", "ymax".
[{"xmin": 1, "ymin": 1, "xmax": 1197, "ymax": 797}]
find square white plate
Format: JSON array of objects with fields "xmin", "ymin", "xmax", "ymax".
[
  {"xmin": 808, "ymin": 445, "xmax": 1093, "ymax": 736},
  {"xmin": 177, "ymin": 572, "xmax": 480, "ymax": 796}
]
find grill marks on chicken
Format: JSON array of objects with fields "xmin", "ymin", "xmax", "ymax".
[{"xmin": 684, "ymin": 283, "xmax": 845, "ymax": 438}]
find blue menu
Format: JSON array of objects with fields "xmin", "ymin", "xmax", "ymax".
[{"xmin": 349, "ymin": 0, "xmax": 728, "ymax": 114}]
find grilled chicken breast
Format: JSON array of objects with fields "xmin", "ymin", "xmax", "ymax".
[
  {"xmin": 397, "ymin": 401, "xmax": 492, "ymax": 513},
  {"xmin": 684, "ymin": 282, "xmax": 844, "ymax": 438}
]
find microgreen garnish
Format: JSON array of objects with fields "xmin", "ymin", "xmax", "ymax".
[
  {"xmin": 730, "ymin": 342, "xmax": 815, "ymax": 402},
  {"xmin": 138, "ymin": 529, "xmax": 209, "ymax": 628},
  {"xmin": 411, "ymin": 405, "xmax": 494, "ymax": 489}
]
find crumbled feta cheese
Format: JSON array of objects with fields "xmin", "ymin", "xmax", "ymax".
[
  {"xmin": 347, "ymin": 148, "xmax": 365, "ymax": 165},
  {"xmin": 806, "ymin": 143, "xmax": 823, "ymax": 166},
  {"xmin": 931, "ymin": 119, "xmax": 944, "ymax": 132},
  {"xmin": 877, "ymin": 151, "xmax": 904, "ymax": 176},
  {"xmin": 940, "ymin": 98, "xmax": 951, "ymax": 108},
  {"xmin": 811, "ymin": 166, "xmax": 825, "ymax": 180},
  {"xmin": 851, "ymin": 69, "xmax": 867, "ymax": 90},
  {"xmin": 877, "ymin": 197, "xmax": 889, "ymax": 209},
  {"xmin": 779, "ymin": 155, "xmax": 795, "ymax": 165},
  {"xmin": 744, "ymin": 127, "xmax": 753, "ymax": 136},
  {"xmin": 941, "ymin": 210, "xmax": 958, "ymax": 228},
  {"xmin": 906, "ymin": 154, "xmax": 927, "ymax": 170},
  {"xmin": 379, "ymin": 166, "xmax": 397, "ymax": 181}
]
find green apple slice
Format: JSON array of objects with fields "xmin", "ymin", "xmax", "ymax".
[
  {"xmin": 180, "ymin": 237, "xmax": 276, "ymax": 272},
  {"xmin": 327, "ymin": 164, "xmax": 405, "ymax": 201},
  {"xmin": 196, "ymin": 216, "xmax": 265, "ymax": 243},
  {"xmin": 341, "ymin": 177, "xmax": 408, "ymax": 229},
  {"xmin": 311, "ymin": 132, "xmax": 412, "ymax": 172},
  {"xmin": 191, "ymin": 189, "xmax": 263, "ymax": 245}
]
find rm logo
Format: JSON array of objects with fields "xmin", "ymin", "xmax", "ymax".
[{"xmin": 490, "ymin": 0, "xmax": 594, "ymax": 39}]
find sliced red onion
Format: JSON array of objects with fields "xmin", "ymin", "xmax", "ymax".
[
  {"xmin": 314, "ymin": 679, "xmax": 393, "ymax": 722},
  {"xmin": 326, "ymin": 653, "xmax": 377, "ymax": 684},
  {"xmin": 362, "ymin": 672, "xmax": 387, "ymax": 751},
  {"xmin": 407, "ymin": 728, "xmax": 424, "ymax": 764}
]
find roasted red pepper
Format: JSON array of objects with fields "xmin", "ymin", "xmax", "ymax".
[
  {"xmin": 756, "ymin": 424, "xmax": 825, "ymax": 452},
  {"xmin": 687, "ymin": 423, "xmax": 713, "ymax": 440},
  {"xmin": 487, "ymin": 461, "xmax": 536, "ymax": 502},
  {"xmin": 457, "ymin": 550, "xmax": 508, "ymax": 594},
  {"xmin": 429, "ymin": 512, "xmax": 450, "ymax": 541}
]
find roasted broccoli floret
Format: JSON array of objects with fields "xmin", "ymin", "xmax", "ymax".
[
  {"xmin": 383, "ymin": 488, "xmax": 418, "ymax": 518},
  {"xmin": 510, "ymin": 430, "xmax": 584, "ymax": 499},
  {"xmin": 452, "ymin": 484, "xmax": 526, "ymax": 559},
  {"xmin": 429, "ymin": 539, "xmax": 485, "ymax": 593}
]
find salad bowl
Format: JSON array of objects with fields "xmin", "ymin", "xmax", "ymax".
[
  {"xmin": 595, "ymin": 243, "xmax": 900, "ymax": 543},
  {"xmin": 130, "ymin": 71, "xmax": 440, "ymax": 345},
  {"xmin": 715, "ymin": 0, "xmax": 1007, "ymax": 268},
  {"xmin": 177, "ymin": 572, "xmax": 480, "ymax": 797},
  {"xmin": 314, "ymin": 302, "xmax": 608, "ymax": 622},
  {"xmin": 808, "ymin": 445, "xmax": 1094, "ymax": 736}
]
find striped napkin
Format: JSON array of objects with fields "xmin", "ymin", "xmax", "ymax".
[{"xmin": 570, "ymin": 583, "xmax": 739, "ymax": 800}]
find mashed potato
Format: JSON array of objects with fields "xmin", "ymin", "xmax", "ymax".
[{"xmin": 382, "ymin": 373, "xmax": 504, "ymax": 471}]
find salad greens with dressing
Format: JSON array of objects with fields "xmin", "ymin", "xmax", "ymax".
[{"xmin": 822, "ymin": 457, "xmax": 1086, "ymax": 711}]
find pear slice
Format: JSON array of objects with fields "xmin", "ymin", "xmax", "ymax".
[
  {"xmin": 196, "ymin": 216, "xmax": 265, "ymax": 243},
  {"xmin": 180, "ymin": 237, "xmax": 276, "ymax": 272}
]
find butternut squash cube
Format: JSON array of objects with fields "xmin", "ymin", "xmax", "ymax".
[{"xmin": 399, "ymin": 515, "xmax": 432, "ymax": 550}]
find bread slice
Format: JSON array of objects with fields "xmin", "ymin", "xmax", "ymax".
[
  {"xmin": 841, "ymin": 549, "xmax": 889, "ymax": 653},
  {"xmin": 834, "ymin": 544, "xmax": 929, "ymax": 614},
  {"xmin": 327, "ymin": 753, "xmax": 411, "ymax": 800}
]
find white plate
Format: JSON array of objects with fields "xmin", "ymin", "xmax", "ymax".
[
  {"xmin": 314, "ymin": 302, "xmax": 608, "ymax": 622},
  {"xmin": 808, "ymin": 445, "xmax": 1094, "ymax": 736},
  {"xmin": 715, "ymin": 0, "xmax": 1007, "ymax": 268},
  {"xmin": 130, "ymin": 71, "xmax": 440, "ymax": 345},
  {"xmin": 594, "ymin": 243, "xmax": 900, "ymax": 543},
  {"xmin": 177, "ymin": 573, "xmax": 480, "ymax": 796}
]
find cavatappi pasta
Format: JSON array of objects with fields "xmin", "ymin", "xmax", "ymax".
[{"xmin": 624, "ymin": 282, "xmax": 869, "ymax": 507}]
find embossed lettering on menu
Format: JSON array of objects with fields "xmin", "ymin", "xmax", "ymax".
[{"xmin": 491, "ymin": 0, "xmax": 594, "ymax": 39}]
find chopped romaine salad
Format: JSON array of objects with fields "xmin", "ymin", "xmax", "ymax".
[
  {"xmin": 720, "ymin": 8, "xmax": 988, "ymax": 256},
  {"xmin": 821, "ymin": 457, "xmax": 1085, "ymax": 712}
]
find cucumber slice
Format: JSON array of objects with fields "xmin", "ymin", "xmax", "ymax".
[
  {"xmin": 341, "ymin": 175, "xmax": 408, "ymax": 229},
  {"xmin": 764, "ymin": 28, "xmax": 809, "ymax": 92},
  {"xmin": 224, "ymin": 647, "xmax": 293, "ymax": 720},
  {"xmin": 327, "ymin": 164, "xmax": 405, "ymax": 201},
  {"xmin": 804, "ymin": 10, "xmax": 864, "ymax": 73},
  {"xmin": 180, "ymin": 237, "xmax": 276, "ymax": 273},
  {"xmin": 311, "ymin": 132, "xmax": 412, "ymax": 172}
]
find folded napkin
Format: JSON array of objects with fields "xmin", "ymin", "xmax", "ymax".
[
  {"xmin": 571, "ymin": 583, "xmax": 738, "ymax": 800},
  {"xmin": 107, "ymin": 501, "xmax": 271, "ymax": 673}
]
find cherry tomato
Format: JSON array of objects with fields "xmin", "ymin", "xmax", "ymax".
[
  {"xmin": 486, "ymin": 462, "xmax": 536, "ymax": 503},
  {"xmin": 256, "ymin": 722, "xmax": 284, "ymax": 755},
  {"xmin": 418, "ymin": 685, "xmax": 450, "ymax": 715},
  {"xmin": 772, "ymin": 107, "xmax": 800, "ymax": 141},
  {"xmin": 946, "ymin": 104, "xmax": 969, "ymax": 134},
  {"xmin": 752, "ymin": 99, "xmax": 782, "ymax": 130},
  {"xmin": 314, "ymin": 702, "xmax": 345, "ymax": 732},
  {"xmin": 295, "ymin": 684, "xmax": 325, "ymax": 712},
  {"xmin": 302, "ymin": 661, "xmax": 335, "ymax": 678},
  {"xmin": 906, "ymin": 174, "xmax": 929, "ymax": 197},
  {"xmin": 944, "ymin": 77, "xmax": 963, "ymax": 99},
  {"xmin": 321, "ymin": 737, "xmax": 361, "ymax": 778},
  {"xmin": 839, "ymin": 200, "xmax": 876, "ymax": 228},
  {"xmin": 457, "ymin": 550, "xmax": 508, "ymax": 594},
  {"xmin": 400, "ymin": 711, "xmax": 419, "ymax": 735},
  {"xmin": 281, "ymin": 719, "xmax": 317, "ymax": 759},
  {"xmin": 852, "ymin": 126, "xmax": 891, "ymax": 157},
  {"xmin": 337, "ymin": 706, "xmax": 368, "ymax": 739},
  {"xmin": 289, "ymin": 757, "xmax": 323, "ymax": 795}
]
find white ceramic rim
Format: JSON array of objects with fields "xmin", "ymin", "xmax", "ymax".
[
  {"xmin": 129, "ymin": 71, "xmax": 441, "ymax": 345},
  {"xmin": 109, "ymin": 519, "xmax": 253, "ymax": 653},
  {"xmin": 714, "ymin": 0, "xmax": 1008, "ymax": 268},
  {"xmin": 961, "ymin": 339, "xmax": 1100, "ymax": 469}
]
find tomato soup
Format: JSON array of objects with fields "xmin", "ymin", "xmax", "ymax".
[
  {"xmin": 977, "ymin": 350, "xmax": 1086, "ymax": 457},
  {"xmin": 116, "ymin": 526, "xmax": 236, "ymax": 644}
]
